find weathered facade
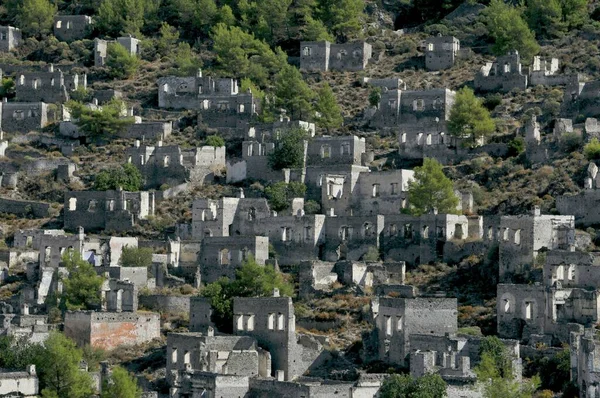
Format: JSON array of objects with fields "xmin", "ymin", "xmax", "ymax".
[
  {"xmin": 15, "ymin": 65, "xmax": 85, "ymax": 103},
  {"xmin": 53, "ymin": 15, "xmax": 92, "ymax": 41},
  {"xmin": 0, "ymin": 26, "xmax": 21, "ymax": 52},
  {"xmin": 300, "ymin": 41, "xmax": 372, "ymax": 72},
  {"xmin": 474, "ymin": 51, "xmax": 528, "ymax": 92},
  {"xmin": 1, "ymin": 102, "xmax": 49, "ymax": 133},
  {"xmin": 424, "ymin": 36, "xmax": 460, "ymax": 71}
]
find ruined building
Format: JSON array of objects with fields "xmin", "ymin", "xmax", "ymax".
[
  {"xmin": 15, "ymin": 65, "xmax": 86, "ymax": 103},
  {"xmin": 126, "ymin": 141, "xmax": 226, "ymax": 189},
  {"xmin": 233, "ymin": 292, "xmax": 327, "ymax": 381},
  {"xmin": 557, "ymin": 162, "xmax": 600, "ymax": 226},
  {"xmin": 53, "ymin": 15, "xmax": 92, "ymax": 41},
  {"xmin": 94, "ymin": 36, "xmax": 141, "ymax": 67},
  {"xmin": 1, "ymin": 101, "xmax": 50, "ymax": 133},
  {"xmin": 64, "ymin": 190, "xmax": 155, "ymax": 232},
  {"xmin": 498, "ymin": 207, "xmax": 575, "ymax": 282},
  {"xmin": 424, "ymin": 36, "xmax": 461, "ymax": 71},
  {"xmin": 474, "ymin": 51, "xmax": 528, "ymax": 92},
  {"xmin": 0, "ymin": 26, "xmax": 21, "ymax": 52},
  {"xmin": 300, "ymin": 41, "xmax": 372, "ymax": 72},
  {"xmin": 571, "ymin": 328, "xmax": 600, "ymax": 397}
]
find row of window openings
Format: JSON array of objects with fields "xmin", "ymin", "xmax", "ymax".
[
  {"xmin": 320, "ymin": 144, "xmax": 351, "ymax": 158},
  {"xmin": 43, "ymin": 246, "xmax": 74, "ymax": 261},
  {"xmin": 386, "ymin": 224, "xmax": 463, "ymax": 239},
  {"xmin": 218, "ymin": 248, "xmax": 249, "ymax": 265},
  {"xmin": 281, "ymin": 227, "xmax": 312, "ymax": 242},
  {"xmin": 128, "ymin": 155, "xmax": 180, "ymax": 167},
  {"xmin": 236, "ymin": 313, "xmax": 286, "ymax": 331},
  {"xmin": 170, "ymin": 349, "xmax": 191, "ymax": 365},
  {"xmin": 388, "ymin": 98, "xmax": 444, "ymax": 112},
  {"xmin": 68, "ymin": 198, "xmax": 133, "ymax": 211},
  {"xmin": 55, "ymin": 21, "xmax": 73, "ymax": 29},
  {"xmin": 339, "ymin": 223, "xmax": 375, "ymax": 240},
  {"xmin": 384, "ymin": 315, "xmax": 403, "ymax": 336},
  {"xmin": 323, "ymin": 182, "xmax": 400, "ymax": 197},
  {"xmin": 12, "ymin": 110, "xmax": 39, "ymax": 119},
  {"xmin": 302, "ymin": 47, "xmax": 362, "ymax": 59},
  {"xmin": 161, "ymin": 85, "xmax": 251, "ymax": 113},
  {"xmin": 490, "ymin": 227, "xmax": 522, "ymax": 244},
  {"xmin": 400, "ymin": 133, "xmax": 442, "ymax": 146},
  {"xmin": 502, "ymin": 300, "xmax": 534, "ymax": 320},
  {"xmin": 18, "ymin": 76, "xmax": 57, "ymax": 88}
]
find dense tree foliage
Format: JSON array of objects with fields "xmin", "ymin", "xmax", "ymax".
[
  {"xmin": 274, "ymin": 65, "xmax": 314, "ymax": 120},
  {"xmin": 269, "ymin": 127, "xmax": 309, "ymax": 170},
  {"xmin": 17, "ymin": 0, "xmax": 57, "ymax": 38},
  {"xmin": 61, "ymin": 250, "xmax": 105, "ymax": 311},
  {"xmin": 94, "ymin": 163, "xmax": 143, "ymax": 191},
  {"xmin": 407, "ymin": 158, "xmax": 459, "ymax": 216},
  {"xmin": 96, "ymin": 0, "xmax": 158, "ymax": 36},
  {"xmin": 101, "ymin": 366, "xmax": 143, "ymax": 398},
  {"xmin": 379, "ymin": 373, "xmax": 447, "ymax": 398},
  {"xmin": 120, "ymin": 246, "xmax": 153, "ymax": 268},
  {"xmin": 106, "ymin": 43, "xmax": 140, "ymax": 79},
  {"xmin": 67, "ymin": 99, "xmax": 134, "ymax": 137},
  {"xmin": 448, "ymin": 87, "xmax": 495, "ymax": 145},
  {"xmin": 315, "ymin": 83, "xmax": 343, "ymax": 132},
  {"xmin": 483, "ymin": 0, "xmax": 539, "ymax": 60},
  {"xmin": 476, "ymin": 336, "xmax": 540, "ymax": 398},
  {"xmin": 205, "ymin": 135, "xmax": 225, "ymax": 147},
  {"xmin": 265, "ymin": 181, "xmax": 307, "ymax": 211},
  {"xmin": 200, "ymin": 257, "xmax": 294, "ymax": 331}
]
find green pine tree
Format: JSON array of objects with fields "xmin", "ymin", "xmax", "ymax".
[
  {"xmin": 60, "ymin": 251, "xmax": 105, "ymax": 311},
  {"xmin": 17, "ymin": 0, "xmax": 57, "ymax": 38},
  {"xmin": 407, "ymin": 158, "xmax": 459, "ymax": 216},
  {"xmin": 101, "ymin": 366, "xmax": 142, "ymax": 398},
  {"xmin": 274, "ymin": 65, "xmax": 314, "ymax": 120},
  {"xmin": 448, "ymin": 87, "xmax": 495, "ymax": 146},
  {"xmin": 315, "ymin": 83, "xmax": 343, "ymax": 132}
]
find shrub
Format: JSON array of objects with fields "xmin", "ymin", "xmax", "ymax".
[
  {"xmin": 584, "ymin": 138, "xmax": 600, "ymax": 160},
  {"xmin": 304, "ymin": 200, "xmax": 321, "ymax": 214},
  {"xmin": 205, "ymin": 135, "xmax": 225, "ymax": 147},
  {"xmin": 483, "ymin": 93, "xmax": 503, "ymax": 111},
  {"xmin": 507, "ymin": 137, "xmax": 526, "ymax": 157},
  {"xmin": 560, "ymin": 132, "xmax": 583, "ymax": 153},
  {"xmin": 106, "ymin": 43, "xmax": 140, "ymax": 79}
]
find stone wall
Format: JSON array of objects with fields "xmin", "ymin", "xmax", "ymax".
[
  {"xmin": 64, "ymin": 311, "xmax": 160, "ymax": 350},
  {"xmin": 2, "ymin": 102, "xmax": 49, "ymax": 133},
  {"xmin": 0, "ymin": 26, "xmax": 21, "ymax": 52},
  {"xmin": 139, "ymin": 294, "xmax": 190, "ymax": 314},
  {"xmin": 0, "ymin": 198, "xmax": 50, "ymax": 218},
  {"xmin": 53, "ymin": 15, "xmax": 92, "ymax": 41}
]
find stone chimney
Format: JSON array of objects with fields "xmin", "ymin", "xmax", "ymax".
[
  {"xmin": 27, "ymin": 365, "xmax": 36, "ymax": 375},
  {"xmin": 48, "ymin": 64, "xmax": 54, "ymax": 72},
  {"xmin": 20, "ymin": 303, "xmax": 29, "ymax": 315},
  {"xmin": 197, "ymin": 68, "xmax": 202, "ymax": 78},
  {"xmin": 533, "ymin": 206, "xmax": 541, "ymax": 216},
  {"xmin": 272, "ymin": 288, "xmax": 280, "ymax": 297},
  {"xmin": 276, "ymin": 370, "xmax": 285, "ymax": 381}
]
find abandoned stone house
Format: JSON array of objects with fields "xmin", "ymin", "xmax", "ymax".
[
  {"xmin": 64, "ymin": 277, "xmax": 160, "ymax": 350},
  {"xmin": 0, "ymin": 365, "xmax": 39, "ymax": 397},
  {"xmin": 1, "ymin": 101, "xmax": 50, "ymax": 133},
  {"xmin": 298, "ymin": 260, "xmax": 407, "ymax": 298},
  {"xmin": 15, "ymin": 65, "xmax": 86, "ymax": 103},
  {"xmin": 233, "ymin": 292, "xmax": 327, "ymax": 381},
  {"xmin": 371, "ymin": 88, "xmax": 456, "ymax": 153},
  {"xmin": 126, "ymin": 141, "xmax": 225, "ymax": 189},
  {"xmin": 557, "ymin": 162, "xmax": 600, "ymax": 226},
  {"xmin": 498, "ymin": 207, "xmax": 575, "ymax": 282},
  {"xmin": 320, "ymin": 168, "xmax": 414, "ymax": 217},
  {"xmin": 370, "ymin": 295, "xmax": 458, "ymax": 367},
  {"xmin": 474, "ymin": 51, "xmax": 528, "ymax": 92},
  {"xmin": 570, "ymin": 328, "xmax": 600, "ymax": 397},
  {"xmin": 497, "ymin": 248, "xmax": 600, "ymax": 345},
  {"xmin": 249, "ymin": 117, "xmax": 316, "ymax": 142},
  {"xmin": 299, "ymin": 41, "xmax": 372, "ymax": 72},
  {"xmin": 94, "ymin": 36, "xmax": 141, "ymax": 67},
  {"xmin": 53, "ymin": 15, "xmax": 93, "ymax": 42},
  {"xmin": 529, "ymin": 56, "xmax": 579, "ymax": 87},
  {"xmin": 409, "ymin": 333, "xmax": 522, "ymax": 389},
  {"xmin": 424, "ymin": 36, "xmax": 461, "ymax": 71},
  {"xmin": 0, "ymin": 304, "xmax": 51, "ymax": 344},
  {"xmin": 0, "ymin": 26, "xmax": 21, "ymax": 52},
  {"xmin": 166, "ymin": 331, "xmax": 269, "ymax": 395},
  {"xmin": 198, "ymin": 236, "xmax": 269, "ymax": 284},
  {"xmin": 64, "ymin": 190, "xmax": 156, "ymax": 232}
]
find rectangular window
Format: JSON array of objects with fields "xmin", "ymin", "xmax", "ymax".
[
  {"xmin": 397, "ymin": 316, "xmax": 403, "ymax": 331},
  {"xmin": 247, "ymin": 315, "xmax": 255, "ymax": 331},
  {"xmin": 525, "ymin": 302, "xmax": 532, "ymax": 320},
  {"xmin": 236, "ymin": 315, "xmax": 244, "ymax": 331},
  {"xmin": 268, "ymin": 313, "xmax": 275, "ymax": 330},
  {"xmin": 385, "ymin": 316, "xmax": 392, "ymax": 336},
  {"xmin": 391, "ymin": 183, "xmax": 398, "ymax": 195},
  {"xmin": 277, "ymin": 314, "xmax": 285, "ymax": 330}
]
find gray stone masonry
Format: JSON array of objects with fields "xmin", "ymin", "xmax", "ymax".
[
  {"xmin": 171, "ymin": 371, "xmax": 250, "ymax": 398},
  {"xmin": 425, "ymin": 36, "xmax": 460, "ymax": 71},
  {"xmin": 374, "ymin": 296, "xmax": 458, "ymax": 367},
  {"xmin": 199, "ymin": 236, "xmax": 269, "ymax": 284},
  {"xmin": 474, "ymin": 51, "xmax": 528, "ymax": 92},
  {"xmin": 189, "ymin": 296, "xmax": 216, "ymax": 333},
  {"xmin": 0, "ymin": 365, "xmax": 39, "ymax": 397},
  {"xmin": 0, "ymin": 198, "xmax": 50, "ymax": 218},
  {"xmin": 15, "ymin": 65, "xmax": 86, "ymax": 103},
  {"xmin": 64, "ymin": 310, "xmax": 160, "ymax": 350},
  {"xmin": 2, "ymin": 101, "xmax": 49, "ymax": 133},
  {"xmin": 570, "ymin": 328, "xmax": 600, "ymax": 397},
  {"xmin": 233, "ymin": 294, "xmax": 326, "ymax": 381},
  {"xmin": 53, "ymin": 15, "xmax": 92, "ymax": 42},
  {"xmin": 94, "ymin": 36, "xmax": 140, "ymax": 67},
  {"xmin": 166, "ymin": 332, "xmax": 266, "ymax": 387},
  {"xmin": 321, "ymin": 168, "xmax": 414, "ymax": 217},
  {"xmin": 249, "ymin": 377, "xmax": 354, "ymax": 397},
  {"xmin": 0, "ymin": 26, "xmax": 21, "ymax": 52},
  {"xmin": 126, "ymin": 142, "xmax": 225, "ymax": 189},
  {"xmin": 530, "ymin": 56, "xmax": 578, "ymax": 87},
  {"xmin": 64, "ymin": 190, "xmax": 155, "ymax": 232},
  {"xmin": 300, "ymin": 41, "xmax": 372, "ymax": 72},
  {"xmin": 557, "ymin": 162, "xmax": 600, "ymax": 226},
  {"xmin": 499, "ymin": 207, "xmax": 574, "ymax": 282}
]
